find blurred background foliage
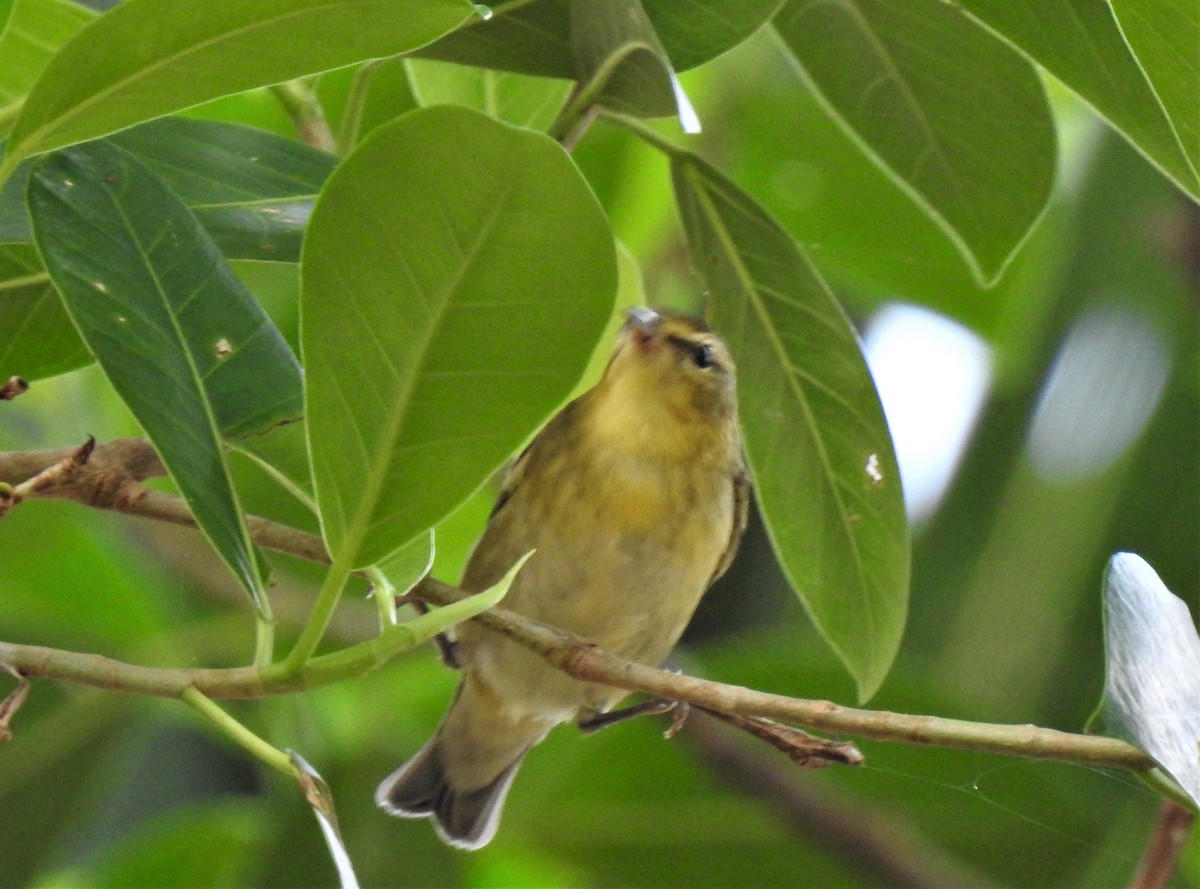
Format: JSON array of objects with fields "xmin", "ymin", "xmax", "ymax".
[{"xmin": 0, "ymin": 0, "xmax": 1197, "ymax": 886}]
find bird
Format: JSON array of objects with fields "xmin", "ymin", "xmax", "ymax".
[{"xmin": 375, "ymin": 306, "xmax": 748, "ymax": 850}]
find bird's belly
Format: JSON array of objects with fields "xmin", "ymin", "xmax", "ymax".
[{"xmin": 459, "ymin": 492, "xmax": 729, "ymax": 722}]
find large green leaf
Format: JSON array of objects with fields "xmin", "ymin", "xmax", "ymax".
[
  {"xmin": 954, "ymin": 0, "xmax": 1199, "ymax": 201},
  {"xmin": 773, "ymin": 0, "xmax": 1056, "ymax": 285},
  {"xmin": 0, "ymin": 1, "xmax": 14, "ymax": 43},
  {"xmin": 0, "ymin": 0, "xmax": 94, "ymax": 139},
  {"xmin": 418, "ymin": 0, "xmax": 783, "ymax": 77},
  {"xmin": 27, "ymin": 140, "xmax": 304, "ymax": 611},
  {"xmin": 673, "ymin": 153, "xmax": 909, "ymax": 701},
  {"xmin": 0, "ymin": 242, "xmax": 89, "ymax": 379},
  {"xmin": 1109, "ymin": 0, "xmax": 1200, "ymax": 194},
  {"xmin": 302, "ymin": 104, "xmax": 616, "ymax": 568},
  {"xmin": 2, "ymin": 117, "xmax": 336, "ymax": 260},
  {"xmin": 0, "ymin": 0, "xmax": 476, "ymax": 177}
]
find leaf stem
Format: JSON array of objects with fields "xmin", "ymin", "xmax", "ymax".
[
  {"xmin": 280, "ymin": 541, "xmax": 358, "ymax": 675},
  {"xmin": 180, "ymin": 686, "xmax": 295, "ymax": 776},
  {"xmin": 336, "ymin": 60, "xmax": 382, "ymax": 153},
  {"xmin": 366, "ymin": 566, "xmax": 398, "ymax": 630},
  {"xmin": 598, "ymin": 108, "xmax": 687, "ymax": 159},
  {"xmin": 253, "ymin": 613, "xmax": 275, "ymax": 668},
  {"xmin": 546, "ymin": 45, "xmax": 648, "ymax": 144},
  {"xmin": 0, "ymin": 573, "xmax": 517, "ymax": 700},
  {"xmin": 271, "ymin": 78, "xmax": 337, "ymax": 153}
]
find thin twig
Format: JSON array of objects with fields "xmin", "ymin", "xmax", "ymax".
[
  {"xmin": 693, "ymin": 707, "xmax": 864, "ymax": 768},
  {"xmin": 0, "ymin": 376, "xmax": 29, "ymax": 401},
  {"xmin": 0, "ymin": 664, "xmax": 31, "ymax": 741}
]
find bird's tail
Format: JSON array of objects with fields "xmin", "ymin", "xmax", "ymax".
[{"xmin": 375, "ymin": 737, "xmax": 526, "ymax": 851}]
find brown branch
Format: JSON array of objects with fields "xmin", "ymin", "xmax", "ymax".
[
  {"xmin": 0, "ymin": 441, "xmax": 1162, "ymax": 775},
  {"xmin": 1128, "ymin": 802, "xmax": 1196, "ymax": 889},
  {"xmin": 0, "ymin": 438, "xmax": 326, "ymax": 562},
  {"xmin": 0, "ymin": 376, "xmax": 29, "ymax": 401},
  {"xmin": 410, "ymin": 577, "xmax": 1156, "ymax": 771}
]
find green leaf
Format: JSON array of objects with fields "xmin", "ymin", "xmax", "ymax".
[
  {"xmin": 673, "ymin": 153, "xmax": 909, "ymax": 701},
  {"xmin": 302, "ymin": 104, "xmax": 615, "ymax": 568},
  {"xmin": 396, "ymin": 549, "xmax": 530, "ymax": 646},
  {"xmin": 2, "ymin": 117, "xmax": 336, "ymax": 260},
  {"xmin": 1, "ymin": 0, "xmax": 476, "ymax": 175},
  {"xmin": 1096, "ymin": 553, "xmax": 1200, "ymax": 807},
  {"xmin": 0, "ymin": 1, "xmax": 14, "ymax": 43},
  {"xmin": 0, "ymin": 0, "xmax": 95, "ymax": 140},
  {"xmin": 642, "ymin": 0, "xmax": 787, "ymax": 71},
  {"xmin": 111, "ymin": 117, "xmax": 336, "ymax": 263},
  {"xmin": 0, "ymin": 114, "xmax": 329, "ymax": 384},
  {"xmin": 376, "ymin": 530, "xmax": 434, "ymax": 593},
  {"xmin": 405, "ymin": 58, "xmax": 573, "ymax": 131},
  {"xmin": 773, "ymin": 0, "xmax": 1056, "ymax": 285},
  {"xmin": 228, "ymin": 419, "xmax": 314, "ymax": 509},
  {"xmin": 0, "ymin": 152, "xmax": 32, "ymax": 240},
  {"xmin": 418, "ymin": 0, "xmax": 783, "ymax": 77},
  {"xmin": 568, "ymin": 0, "xmax": 698, "ymax": 129},
  {"xmin": 27, "ymin": 140, "xmax": 304, "ymax": 612},
  {"xmin": 0, "ymin": 242, "xmax": 89, "ymax": 379},
  {"xmin": 953, "ymin": 0, "xmax": 1200, "ymax": 201},
  {"xmin": 1109, "ymin": 0, "xmax": 1200, "ymax": 193}
]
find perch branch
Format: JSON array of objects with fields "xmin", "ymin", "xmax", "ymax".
[{"xmin": 0, "ymin": 441, "xmax": 1161, "ymax": 775}]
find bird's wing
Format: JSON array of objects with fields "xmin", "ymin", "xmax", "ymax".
[{"xmin": 708, "ymin": 460, "xmax": 749, "ymax": 586}]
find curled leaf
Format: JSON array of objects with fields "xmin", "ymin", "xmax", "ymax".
[{"xmin": 1098, "ymin": 552, "xmax": 1200, "ymax": 807}]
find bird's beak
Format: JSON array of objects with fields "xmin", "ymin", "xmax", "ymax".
[{"xmin": 623, "ymin": 306, "xmax": 661, "ymax": 340}]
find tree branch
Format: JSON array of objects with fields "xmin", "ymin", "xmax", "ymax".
[
  {"xmin": 0, "ymin": 441, "xmax": 1161, "ymax": 775},
  {"xmin": 1128, "ymin": 802, "xmax": 1196, "ymax": 889}
]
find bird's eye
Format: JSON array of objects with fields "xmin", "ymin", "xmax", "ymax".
[{"xmin": 692, "ymin": 343, "xmax": 716, "ymax": 369}]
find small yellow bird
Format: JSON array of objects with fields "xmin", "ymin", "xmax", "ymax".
[{"xmin": 376, "ymin": 307, "xmax": 748, "ymax": 849}]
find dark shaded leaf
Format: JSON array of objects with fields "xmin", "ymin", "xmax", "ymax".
[
  {"xmin": 3, "ymin": 117, "xmax": 335, "ymax": 261},
  {"xmin": 418, "ymin": 0, "xmax": 782, "ymax": 77},
  {"xmin": 112, "ymin": 117, "xmax": 336, "ymax": 263},
  {"xmin": 28, "ymin": 140, "xmax": 303, "ymax": 611},
  {"xmin": 0, "ymin": 242, "xmax": 89, "ymax": 379},
  {"xmin": 674, "ymin": 153, "xmax": 909, "ymax": 701}
]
